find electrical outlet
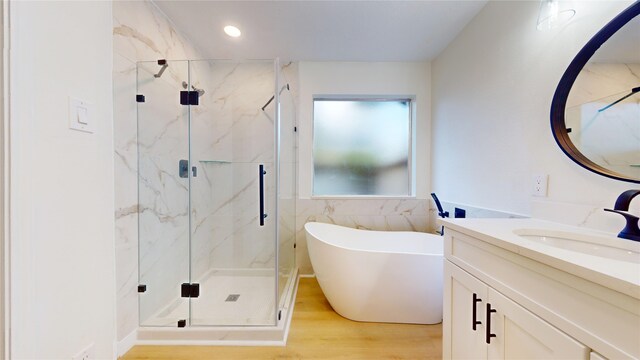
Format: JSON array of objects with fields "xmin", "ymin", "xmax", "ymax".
[
  {"xmin": 532, "ymin": 174, "xmax": 548, "ymax": 197},
  {"xmin": 72, "ymin": 343, "xmax": 94, "ymax": 360}
]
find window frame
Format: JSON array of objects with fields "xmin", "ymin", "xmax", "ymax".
[{"xmin": 311, "ymin": 96, "xmax": 415, "ymax": 199}]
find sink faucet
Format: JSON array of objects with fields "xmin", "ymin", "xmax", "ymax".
[{"xmin": 604, "ymin": 190, "xmax": 640, "ymax": 242}]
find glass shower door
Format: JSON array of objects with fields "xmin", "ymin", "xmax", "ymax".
[
  {"xmin": 277, "ymin": 66, "xmax": 297, "ymax": 316},
  {"xmin": 137, "ymin": 60, "xmax": 190, "ymax": 327},
  {"xmin": 188, "ymin": 60, "xmax": 278, "ymax": 326}
]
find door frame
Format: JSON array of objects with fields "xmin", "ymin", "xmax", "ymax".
[{"xmin": 1, "ymin": 0, "xmax": 10, "ymax": 357}]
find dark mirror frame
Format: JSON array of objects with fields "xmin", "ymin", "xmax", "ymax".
[{"xmin": 550, "ymin": 1, "xmax": 640, "ymax": 184}]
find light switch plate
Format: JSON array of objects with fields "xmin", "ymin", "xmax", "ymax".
[
  {"xmin": 69, "ymin": 97, "xmax": 94, "ymax": 133},
  {"xmin": 532, "ymin": 174, "xmax": 548, "ymax": 197}
]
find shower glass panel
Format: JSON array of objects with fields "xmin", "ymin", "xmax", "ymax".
[
  {"xmin": 137, "ymin": 60, "xmax": 190, "ymax": 327},
  {"xmin": 189, "ymin": 60, "xmax": 277, "ymax": 326},
  {"xmin": 277, "ymin": 67, "xmax": 296, "ymax": 313},
  {"xmin": 137, "ymin": 59, "xmax": 293, "ymax": 328}
]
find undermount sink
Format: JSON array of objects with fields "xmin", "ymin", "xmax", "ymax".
[{"xmin": 513, "ymin": 229, "xmax": 640, "ymax": 263}]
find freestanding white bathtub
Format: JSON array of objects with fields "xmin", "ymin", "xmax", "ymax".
[{"xmin": 305, "ymin": 222, "xmax": 443, "ymax": 324}]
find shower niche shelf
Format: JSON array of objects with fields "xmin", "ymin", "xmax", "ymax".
[{"xmin": 199, "ymin": 160, "xmax": 232, "ymax": 164}]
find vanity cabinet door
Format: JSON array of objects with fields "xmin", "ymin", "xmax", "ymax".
[
  {"xmin": 486, "ymin": 288, "xmax": 589, "ymax": 360},
  {"xmin": 444, "ymin": 260, "xmax": 488, "ymax": 359}
]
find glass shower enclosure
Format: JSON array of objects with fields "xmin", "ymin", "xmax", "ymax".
[{"xmin": 136, "ymin": 59, "xmax": 296, "ymax": 327}]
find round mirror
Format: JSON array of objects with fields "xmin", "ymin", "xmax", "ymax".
[{"xmin": 551, "ymin": 2, "xmax": 640, "ymax": 184}]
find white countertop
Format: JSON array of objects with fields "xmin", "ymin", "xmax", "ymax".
[{"xmin": 439, "ymin": 218, "xmax": 640, "ymax": 299}]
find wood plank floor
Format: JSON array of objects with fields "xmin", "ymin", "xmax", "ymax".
[{"xmin": 123, "ymin": 277, "xmax": 442, "ymax": 359}]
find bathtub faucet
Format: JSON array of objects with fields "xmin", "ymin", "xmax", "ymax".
[
  {"xmin": 431, "ymin": 193, "xmax": 449, "ymax": 236},
  {"xmin": 431, "ymin": 193, "xmax": 449, "ymax": 219},
  {"xmin": 604, "ymin": 189, "xmax": 640, "ymax": 242}
]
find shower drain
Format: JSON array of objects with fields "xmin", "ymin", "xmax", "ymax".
[{"xmin": 225, "ymin": 294, "xmax": 240, "ymax": 302}]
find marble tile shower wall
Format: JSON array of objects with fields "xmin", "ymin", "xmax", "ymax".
[
  {"xmin": 113, "ymin": 53, "xmax": 140, "ymax": 343},
  {"xmin": 279, "ymin": 67, "xmax": 298, "ymax": 278},
  {"xmin": 113, "ymin": 0, "xmax": 204, "ymax": 341},
  {"xmin": 191, "ymin": 61, "xmax": 279, "ymax": 274},
  {"xmin": 113, "ymin": 1, "xmax": 297, "ymax": 340},
  {"xmin": 136, "ymin": 59, "xmax": 192, "ymax": 325},
  {"xmin": 428, "ymin": 201, "xmax": 525, "ymax": 232},
  {"xmin": 276, "ymin": 62, "xmax": 299, "ymax": 288}
]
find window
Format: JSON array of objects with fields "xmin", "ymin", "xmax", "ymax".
[{"xmin": 313, "ymin": 98, "xmax": 412, "ymax": 196}]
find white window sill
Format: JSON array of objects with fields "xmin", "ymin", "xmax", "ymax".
[{"xmin": 310, "ymin": 195, "xmax": 417, "ymax": 200}]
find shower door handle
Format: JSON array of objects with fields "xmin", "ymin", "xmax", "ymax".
[{"xmin": 259, "ymin": 165, "xmax": 267, "ymax": 226}]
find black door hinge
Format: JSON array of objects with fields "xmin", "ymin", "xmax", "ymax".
[
  {"xmin": 138, "ymin": 285, "xmax": 147, "ymax": 293},
  {"xmin": 177, "ymin": 319, "xmax": 186, "ymax": 328},
  {"xmin": 293, "ymin": 243, "xmax": 297, "ymax": 249},
  {"xmin": 136, "ymin": 94, "xmax": 145, "ymax": 103},
  {"xmin": 181, "ymin": 283, "xmax": 200, "ymax": 298},
  {"xmin": 278, "ymin": 310, "xmax": 282, "ymax": 321},
  {"xmin": 180, "ymin": 91, "xmax": 199, "ymax": 106}
]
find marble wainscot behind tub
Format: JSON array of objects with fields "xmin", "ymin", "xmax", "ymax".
[{"xmin": 295, "ymin": 198, "xmax": 431, "ymax": 275}]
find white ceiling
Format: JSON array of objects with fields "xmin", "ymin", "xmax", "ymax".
[{"xmin": 153, "ymin": 0, "xmax": 488, "ymax": 62}]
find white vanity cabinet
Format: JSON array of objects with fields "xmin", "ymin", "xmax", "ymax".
[
  {"xmin": 442, "ymin": 221, "xmax": 640, "ymax": 360},
  {"xmin": 445, "ymin": 261, "xmax": 588, "ymax": 359}
]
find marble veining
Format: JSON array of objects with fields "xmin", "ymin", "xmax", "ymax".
[
  {"xmin": 295, "ymin": 198, "xmax": 430, "ymax": 274},
  {"xmin": 115, "ymin": 0, "xmax": 295, "ymax": 335},
  {"xmin": 113, "ymin": 0, "xmax": 206, "ymax": 341}
]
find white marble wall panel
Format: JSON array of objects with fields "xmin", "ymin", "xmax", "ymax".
[
  {"xmin": 205, "ymin": 163, "xmax": 277, "ymax": 269},
  {"xmin": 136, "ymin": 57, "xmax": 192, "ymax": 327},
  {"xmin": 532, "ymin": 198, "xmax": 639, "ymax": 236},
  {"xmin": 188, "ymin": 60, "xmax": 221, "ymax": 281},
  {"xmin": 113, "ymin": 0, "xmax": 205, "ymax": 341},
  {"xmin": 113, "ymin": 0, "xmax": 295, "ymax": 335},
  {"xmin": 114, "ymin": 53, "xmax": 139, "ymax": 340},
  {"xmin": 184, "ymin": 62, "xmax": 280, "ymax": 277},
  {"xmin": 295, "ymin": 198, "xmax": 429, "ymax": 275},
  {"xmin": 113, "ymin": 1, "xmax": 199, "ymax": 65},
  {"xmin": 428, "ymin": 200, "xmax": 525, "ymax": 235},
  {"xmin": 427, "ymin": 197, "xmax": 635, "ymax": 239},
  {"xmin": 276, "ymin": 62, "xmax": 298, "ymax": 301}
]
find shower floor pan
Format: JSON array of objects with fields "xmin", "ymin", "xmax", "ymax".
[{"xmin": 136, "ymin": 268, "xmax": 299, "ymax": 346}]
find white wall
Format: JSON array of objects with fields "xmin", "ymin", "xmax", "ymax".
[
  {"xmin": 8, "ymin": 1, "xmax": 116, "ymax": 359},
  {"xmin": 432, "ymin": 1, "xmax": 636, "ymax": 234},
  {"xmin": 296, "ymin": 62, "xmax": 431, "ymax": 274},
  {"xmin": 298, "ymin": 62, "xmax": 431, "ymax": 199}
]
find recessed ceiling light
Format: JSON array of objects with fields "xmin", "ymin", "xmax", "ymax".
[{"xmin": 224, "ymin": 25, "xmax": 241, "ymax": 38}]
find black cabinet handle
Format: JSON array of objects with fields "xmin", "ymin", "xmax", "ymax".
[
  {"xmin": 472, "ymin": 293, "xmax": 482, "ymax": 330},
  {"xmin": 486, "ymin": 303, "xmax": 497, "ymax": 344},
  {"xmin": 259, "ymin": 164, "xmax": 266, "ymax": 226}
]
